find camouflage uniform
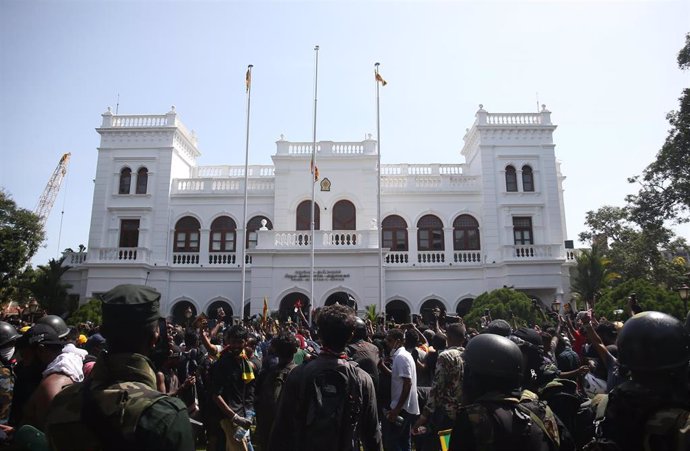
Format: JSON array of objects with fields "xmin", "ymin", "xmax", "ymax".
[
  {"xmin": 44, "ymin": 284, "xmax": 194, "ymax": 450},
  {"xmin": 586, "ymin": 381, "xmax": 690, "ymax": 451},
  {"xmin": 0, "ymin": 362, "xmax": 14, "ymax": 425}
]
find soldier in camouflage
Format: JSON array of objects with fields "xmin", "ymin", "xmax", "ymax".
[
  {"xmin": 0, "ymin": 321, "xmax": 20, "ymax": 441},
  {"xmin": 448, "ymin": 333, "xmax": 574, "ymax": 451},
  {"xmin": 586, "ymin": 311, "xmax": 690, "ymax": 451},
  {"xmin": 44, "ymin": 284, "xmax": 194, "ymax": 450}
]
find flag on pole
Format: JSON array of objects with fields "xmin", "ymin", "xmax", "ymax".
[
  {"xmin": 246, "ymin": 67, "xmax": 252, "ymax": 92},
  {"xmin": 310, "ymin": 153, "xmax": 319, "ymax": 182},
  {"xmin": 375, "ymin": 71, "xmax": 388, "ymax": 86}
]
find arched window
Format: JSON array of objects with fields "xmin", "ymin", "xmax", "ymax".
[
  {"xmin": 136, "ymin": 167, "xmax": 148, "ymax": 194},
  {"xmin": 174, "ymin": 216, "xmax": 201, "ymax": 252},
  {"xmin": 417, "ymin": 214, "xmax": 444, "ymax": 251},
  {"xmin": 522, "ymin": 165, "xmax": 534, "ymax": 192},
  {"xmin": 119, "ymin": 168, "xmax": 131, "ymax": 194},
  {"xmin": 296, "ymin": 200, "xmax": 320, "ymax": 231},
  {"xmin": 453, "ymin": 215, "xmax": 480, "ymax": 250},
  {"xmin": 382, "ymin": 215, "xmax": 408, "ymax": 251},
  {"xmin": 332, "ymin": 200, "xmax": 356, "ymax": 230},
  {"xmin": 505, "ymin": 165, "xmax": 518, "ymax": 192},
  {"xmin": 247, "ymin": 216, "xmax": 273, "ymax": 248},
  {"xmin": 210, "ymin": 216, "xmax": 236, "ymax": 252}
]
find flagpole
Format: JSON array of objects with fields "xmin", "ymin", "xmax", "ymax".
[
  {"xmin": 375, "ymin": 62, "xmax": 384, "ymax": 319},
  {"xmin": 241, "ymin": 64, "xmax": 253, "ymax": 318},
  {"xmin": 309, "ymin": 45, "xmax": 320, "ymax": 327}
]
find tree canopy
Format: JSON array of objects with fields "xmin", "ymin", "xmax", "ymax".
[
  {"xmin": 0, "ymin": 190, "xmax": 44, "ymax": 300},
  {"xmin": 593, "ymin": 278, "xmax": 684, "ymax": 321},
  {"xmin": 463, "ymin": 288, "xmax": 543, "ymax": 330},
  {"xmin": 628, "ymin": 33, "xmax": 690, "ymax": 225}
]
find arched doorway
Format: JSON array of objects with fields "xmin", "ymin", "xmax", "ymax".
[
  {"xmin": 324, "ymin": 292, "xmax": 357, "ymax": 310},
  {"xmin": 244, "ymin": 302, "xmax": 251, "ymax": 320},
  {"xmin": 207, "ymin": 300, "xmax": 233, "ymax": 324},
  {"xmin": 386, "ymin": 300, "xmax": 410, "ymax": 324},
  {"xmin": 278, "ymin": 293, "xmax": 310, "ymax": 323},
  {"xmin": 420, "ymin": 299, "xmax": 446, "ymax": 324},
  {"xmin": 171, "ymin": 300, "xmax": 197, "ymax": 327},
  {"xmin": 456, "ymin": 298, "xmax": 474, "ymax": 317}
]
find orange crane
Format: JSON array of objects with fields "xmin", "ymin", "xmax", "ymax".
[{"xmin": 35, "ymin": 153, "xmax": 71, "ymax": 228}]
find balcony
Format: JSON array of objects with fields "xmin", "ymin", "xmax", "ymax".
[
  {"xmin": 266, "ymin": 230, "xmax": 369, "ymax": 249},
  {"xmin": 78, "ymin": 247, "xmax": 152, "ymax": 264}
]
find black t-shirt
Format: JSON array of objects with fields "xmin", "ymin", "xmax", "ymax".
[{"xmin": 209, "ymin": 353, "xmax": 255, "ymax": 415}]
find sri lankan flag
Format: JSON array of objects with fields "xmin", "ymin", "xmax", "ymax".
[
  {"xmin": 375, "ymin": 71, "xmax": 387, "ymax": 86},
  {"xmin": 245, "ymin": 67, "xmax": 252, "ymax": 92},
  {"xmin": 310, "ymin": 153, "xmax": 319, "ymax": 182}
]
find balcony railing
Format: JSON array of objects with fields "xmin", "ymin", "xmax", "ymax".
[
  {"xmin": 267, "ymin": 231, "xmax": 368, "ymax": 249},
  {"xmin": 61, "ymin": 242, "xmax": 573, "ymax": 269}
]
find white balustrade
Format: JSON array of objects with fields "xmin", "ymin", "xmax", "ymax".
[
  {"xmin": 385, "ymin": 252, "xmax": 410, "ymax": 265},
  {"xmin": 96, "ymin": 247, "xmax": 149, "ymax": 262},
  {"xmin": 172, "ymin": 252, "xmax": 200, "ymax": 265},
  {"xmin": 453, "ymin": 251, "xmax": 482, "ymax": 264},
  {"xmin": 486, "ymin": 113, "xmax": 542, "ymax": 125},
  {"xmin": 111, "ymin": 115, "xmax": 168, "ymax": 128},
  {"xmin": 505, "ymin": 245, "xmax": 554, "ymax": 259},
  {"xmin": 323, "ymin": 232, "xmax": 361, "ymax": 247},
  {"xmin": 64, "ymin": 252, "xmax": 87, "ymax": 265},
  {"xmin": 208, "ymin": 253, "xmax": 237, "ymax": 265},
  {"xmin": 417, "ymin": 251, "xmax": 445, "ymax": 264}
]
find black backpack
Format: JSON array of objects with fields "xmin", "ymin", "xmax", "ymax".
[{"xmin": 296, "ymin": 359, "xmax": 362, "ymax": 451}]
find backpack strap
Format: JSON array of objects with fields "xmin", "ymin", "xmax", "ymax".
[{"xmin": 515, "ymin": 402, "xmax": 561, "ymax": 450}]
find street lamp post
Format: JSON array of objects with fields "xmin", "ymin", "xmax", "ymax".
[{"xmin": 551, "ymin": 298, "xmax": 561, "ymax": 314}]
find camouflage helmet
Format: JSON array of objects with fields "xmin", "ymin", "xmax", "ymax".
[
  {"xmin": 36, "ymin": 315, "xmax": 70, "ymax": 339},
  {"xmin": 0, "ymin": 321, "xmax": 20, "ymax": 348},
  {"xmin": 617, "ymin": 311, "xmax": 690, "ymax": 372},
  {"xmin": 464, "ymin": 333, "xmax": 523, "ymax": 382}
]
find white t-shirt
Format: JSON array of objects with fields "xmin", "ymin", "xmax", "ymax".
[{"xmin": 389, "ymin": 346, "xmax": 420, "ymax": 415}]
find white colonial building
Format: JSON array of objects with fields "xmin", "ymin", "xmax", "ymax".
[{"xmin": 63, "ymin": 104, "xmax": 575, "ymax": 324}]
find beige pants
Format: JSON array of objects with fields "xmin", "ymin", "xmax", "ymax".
[{"xmin": 220, "ymin": 418, "xmax": 249, "ymax": 451}]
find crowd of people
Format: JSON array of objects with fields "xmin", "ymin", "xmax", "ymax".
[{"xmin": 1, "ymin": 285, "xmax": 689, "ymax": 451}]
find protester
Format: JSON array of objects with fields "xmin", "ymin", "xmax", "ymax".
[
  {"xmin": 413, "ymin": 322, "xmax": 466, "ymax": 451},
  {"xmin": 209, "ymin": 324, "xmax": 256, "ymax": 451},
  {"xmin": 268, "ymin": 304, "xmax": 381, "ymax": 451},
  {"xmin": 254, "ymin": 332, "xmax": 298, "ymax": 451},
  {"xmin": 381, "ymin": 327, "xmax": 420, "ymax": 451}
]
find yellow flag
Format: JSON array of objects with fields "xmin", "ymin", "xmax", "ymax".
[{"xmin": 375, "ymin": 71, "xmax": 388, "ymax": 86}]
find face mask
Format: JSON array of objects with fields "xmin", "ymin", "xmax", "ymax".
[{"xmin": 0, "ymin": 346, "xmax": 15, "ymax": 363}]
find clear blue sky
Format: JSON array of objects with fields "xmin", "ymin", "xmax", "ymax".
[{"xmin": 1, "ymin": 0, "xmax": 689, "ymax": 266}]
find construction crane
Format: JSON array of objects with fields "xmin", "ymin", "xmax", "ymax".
[{"xmin": 35, "ymin": 152, "xmax": 71, "ymax": 228}]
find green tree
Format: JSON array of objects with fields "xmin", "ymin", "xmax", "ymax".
[
  {"xmin": 570, "ymin": 244, "xmax": 619, "ymax": 308},
  {"xmin": 628, "ymin": 33, "xmax": 690, "ymax": 224},
  {"xmin": 0, "ymin": 190, "xmax": 44, "ymax": 298},
  {"xmin": 579, "ymin": 206, "xmax": 687, "ymax": 288},
  {"xmin": 463, "ymin": 288, "xmax": 542, "ymax": 330},
  {"xmin": 67, "ymin": 298, "xmax": 102, "ymax": 326},
  {"xmin": 30, "ymin": 257, "xmax": 72, "ymax": 315},
  {"xmin": 593, "ymin": 278, "xmax": 684, "ymax": 321}
]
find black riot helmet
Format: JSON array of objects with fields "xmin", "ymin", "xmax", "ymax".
[
  {"xmin": 464, "ymin": 333, "xmax": 523, "ymax": 383},
  {"xmin": 617, "ymin": 311, "xmax": 690, "ymax": 373},
  {"xmin": 36, "ymin": 315, "xmax": 70, "ymax": 339},
  {"xmin": 0, "ymin": 321, "xmax": 20, "ymax": 348},
  {"xmin": 353, "ymin": 317, "xmax": 367, "ymax": 340}
]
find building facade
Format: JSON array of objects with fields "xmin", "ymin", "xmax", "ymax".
[{"xmin": 63, "ymin": 104, "xmax": 575, "ymax": 323}]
